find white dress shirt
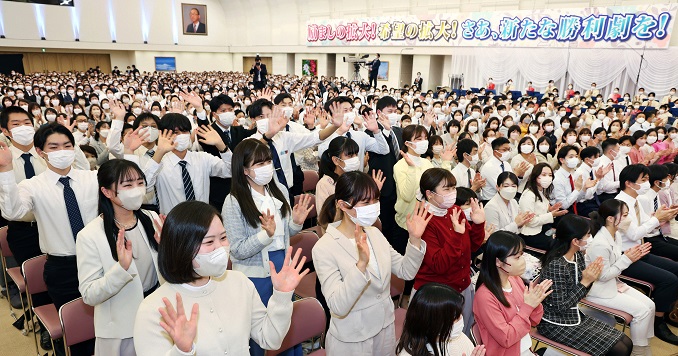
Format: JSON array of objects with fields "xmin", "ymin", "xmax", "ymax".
[
  {"xmin": 6, "ymin": 145, "xmax": 47, "ymax": 222},
  {"xmin": 552, "ymin": 167, "xmax": 585, "ymax": 210},
  {"xmin": 615, "ymin": 191, "xmax": 659, "ymax": 250},
  {"xmin": 595, "ymin": 154, "xmax": 620, "ymax": 195},
  {"xmin": 317, "ymin": 129, "xmax": 390, "ymax": 170},
  {"xmin": 637, "ymin": 189, "xmax": 661, "ymax": 238},
  {"xmin": 0, "ymin": 167, "xmax": 101, "ymax": 256},
  {"xmin": 451, "ymin": 162, "xmax": 476, "ymax": 189},
  {"xmin": 573, "ymin": 163, "xmax": 598, "ymax": 202},
  {"xmin": 251, "ymin": 187, "xmax": 285, "ymax": 251},
  {"xmin": 479, "ymin": 156, "xmax": 514, "ymax": 201},
  {"xmin": 141, "ymin": 150, "xmax": 232, "ymax": 215},
  {"xmin": 72, "ymin": 130, "xmax": 91, "ymax": 146}
]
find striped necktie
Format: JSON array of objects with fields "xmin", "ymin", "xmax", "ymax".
[{"xmin": 178, "ymin": 161, "xmax": 196, "ymax": 201}]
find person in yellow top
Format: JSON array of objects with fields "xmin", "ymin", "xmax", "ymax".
[{"xmin": 393, "ymin": 123, "xmax": 454, "ymax": 253}]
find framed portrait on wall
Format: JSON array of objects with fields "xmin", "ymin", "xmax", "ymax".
[
  {"xmin": 377, "ymin": 61, "xmax": 389, "ymax": 81},
  {"xmin": 302, "ymin": 59, "xmax": 318, "ymax": 76},
  {"xmin": 182, "ymin": 3, "xmax": 207, "ymax": 35},
  {"xmin": 155, "ymin": 57, "xmax": 176, "ymax": 71}
]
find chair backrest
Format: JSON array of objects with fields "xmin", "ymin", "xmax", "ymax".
[
  {"xmin": 59, "ymin": 297, "xmax": 94, "ymax": 348},
  {"xmin": 22, "ymin": 254, "xmax": 48, "ymax": 295},
  {"xmin": 471, "ymin": 322, "xmax": 482, "ymax": 345},
  {"xmin": 267, "ymin": 298, "xmax": 326, "ymax": 356},
  {"xmin": 390, "ymin": 274, "xmax": 405, "ymax": 298},
  {"xmin": 302, "ymin": 170, "xmax": 319, "ymax": 193},
  {"xmin": 294, "ymin": 194, "xmax": 317, "ymax": 220},
  {"xmin": 0, "ymin": 226, "xmax": 11, "ymax": 258},
  {"xmin": 290, "ymin": 231, "xmax": 319, "ymax": 263}
]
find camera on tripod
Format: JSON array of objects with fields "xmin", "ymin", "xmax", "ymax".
[{"xmin": 343, "ymin": 54, "xmax": 370, "ymax": 83}]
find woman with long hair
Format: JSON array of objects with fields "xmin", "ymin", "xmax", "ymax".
[
  {"xmin": 316, "ymin": 136, "xmax": 360, "ymax": 216},
  {"xmin": 76, "ymin": 159, "xmax": 161, "ymax": 355},
  {"xmin": 473, "ymin": 231, "xmax": 551, "ymax": 356},
  {"xmin": 397, "ymin": 283, "xmax": 485, "ymax": 356},
  {"xmin": 538, "ymin": 215, "xmax": 633, "ymax": 355},
  {"xmin": 222, "ymin": 139, "xmax": 313, "ymax": 356}
]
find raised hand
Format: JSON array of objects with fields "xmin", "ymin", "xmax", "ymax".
[
  {"xmin": 523, "ymin": 279, "xmax": 553, "ymax": 307},
  {"xmin": 266, "ymin": 107, "xmax": 287, "ymax": 138},
  {"xmin": 469, "ymin": 198, "xmax": 486, "ymax": 224},
  {"xmin": 170, "ymin": 100, "xmax": 184, "ymax": 114},
  {"xmin": 371, "ymin": 169, "xmax": 385, "ymax": 191},
  {"xmin": 259, "ymin": 209, "xmax": 276, "ymax": 237},
  {"xmin": 110, "ymin": 99, "xmax": 127, "ymax": 120},
  {"xmin": 153, "ymin": 214, "xmax": 167, "ymax": 244},
  {"xmin": 440, "ymin": 144, "xmax": 456, "ymax": 162},
  {"xmin": 423, "ymin": 110, "xmax": 435, "ymax": 127},
  {"xmin": 355, "ymin": 224, "xmax": 370, "ymax": 272},
  {"xmin": 624, "ymin": 242, "xmax": 651, "ymax": 262},
  {"xmin": 450, "ymin": 209, "xmax": 466, "ymax": 234},
  {"xmin": 156, "ymin": 129, "xmax": 177, "ymax": 155},
  {"xmin": 124, "ymin": 126, "xmax": 150, "ymax": 153},
  {"xmin": 515, "ymin": 211, "xmax": 535, "ymax": 227},
  {"xmin": 0, "ymin": 142, "xmax": 14, "ymax": 170},
  {"xmin": 376, "ymin": 111, "xmax": 391, "ymax": 131},
  {"xmin": 258, "ymin": 88, "xmax": 273, "ymax": 101},
  {"xmin": 399, "ymin": 150, "xmax": 415, "ymax": 167},
  {"xmin": 364, "ymin": 111, "xmax": 380, "ymax": 134},
  {"xmin": 484, "ymin": 223, "xmax": 496, "ymax": 241},
  {"xmin": 581, "ymin": 257, "xmax": 604, "ymax": 287},
  {"xmin": 471, "ymin": 173, "xmax": 486, "ymax": 191},
  {"xmin": 515, "ymin": 162, "xmax": 530, "ymax": 177},
  {"xmin": 292, "ymin": 194, "xmax": 314, "ymax": 225},
  {"xmin": 196, "ymin": 125, "xmax": 226, "ymax": 151},
  {"xmin": 159, "ymin": 293, "xmax": 199, "ymax": 354},
  {"xmin": 56, "ymin": 116, "xmax": 77, "ymax": 132},
  {"xmin": 574, "ymin": 175, "xmax": 584, "ymax": 191},
  {"xmin": 406, "ymin": 201, "xmax": 433, "ymax": 240},
  {"xmin": 270, "ymin": 246, "xmax": 310, "ymax": 293},
  {"xmin": 179, "ymin": 91, "xmax": 204, "ymax": 113},
  {"xmin": 116, "ymin": 228, "xmax": 133, "ymax": 270}
]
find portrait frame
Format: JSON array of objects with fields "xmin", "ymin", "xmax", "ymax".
[
  {"xmin": 181, "ymin": 3, "xmax": 208, "ymax": 35},
  {"xmin": 377, "ymin": 61, "xmax": 389, "ymax": 81},
  {"xmin": 155, "ymin": 57, "xmax": 177, "ymax": 71}
]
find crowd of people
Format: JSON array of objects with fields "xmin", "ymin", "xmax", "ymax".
[{"xmin": 0, "ymin": 65, "xmax": 677, "ymax": 356}]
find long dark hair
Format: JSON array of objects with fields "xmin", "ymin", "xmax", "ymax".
[
  {"xmin": 318, "ymin": 136, "xmax": 359, "ymax": 180},
  {"xmin": 230, "ymin": 139, "xmax": 290, "ymax": 228},
  {"xmin": 396, "ymin": 283, "xmax": 465, "ymax": 356},
  {"xmin": 525, "ymin": 163, "xmax": 553, "ymax": 202},
  {"xmin": 318, "ymin": 171, "xmax": 380, "ymax": 228},
  {"xmin": 589, "ymin": 199, "xmax": 627, "ymax": 237},
  {"xmin": 97, "ymin": 159, "xmax": 158, "ymax": 261},
  {"xmin": 477, "ymin": 231, "xmax": 525, "ymax": 307},
  {"xmin": 541, "ymin": 214, "xmax": 590, "ymax": 267}
]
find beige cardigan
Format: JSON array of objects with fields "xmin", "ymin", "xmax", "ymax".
[{"xmin": 133, "ymin": 271, "xmax": 293, "ymax": 356}]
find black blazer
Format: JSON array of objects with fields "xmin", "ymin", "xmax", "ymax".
[
  {"xmin": 197, "ymin": 118, "xmax": 256, "ymax": 211},
  {"xmin": 249, "ymin": 65, "xmax": 268, "ymax": 86},
  {"xmin": 368, "ymin": 59, "xmax": 381, "ymax": 77},
  {"xmin": 186, "ymin": 22, "xmax": 206, "ymax": 33},
  {"xmin": 366, "ymin": 125, "xmax": 403, "ymax": 199},
  {"xmin": 414, "ymin": 77, "xmax": 423, "ymax": 90}
]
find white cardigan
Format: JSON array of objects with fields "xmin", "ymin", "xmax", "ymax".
[
  {"xmin": 518, "ymin": 189, "xmax": 554, "ymax": 236},
  {"xmin": 75, "ymin": 211, "xmax": 159, "ymax": 339},
  {"xmin": 485, "ymin": 194, "xmax": 521, "ymax": 234},
  {"xmin": 585, "ymin": 227, "xmax": 632, "ymax": 299}
]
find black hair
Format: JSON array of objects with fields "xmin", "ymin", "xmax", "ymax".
[
  {"xmin": 526, "ymin": 163, "xmax": 554, "ymax": 202},
  {"xmin": 0, "ymin": 105, "xmax": 34, "ymax": 130},
  {"xmin": 230, "ymin": 139, "xmax": 290, "ymax": 228},
  {"xmin": 541, "ymin": 215, "xmax": 590, "ymax": 267},
  {"xmin": 619, "ymin": 164, "xmax": 650, "ymax": 191},
  {"xmin": 158, "ymin": 201, "xmax": 221, "ymax": 284},
  {"xmin": 648, "ymin": 164, "xmax": 669, "ymax": 187},
  {"xmin": 420, "ymin": 168, "xmax": 456, "ymax": 201},
  {"xmin": 318, "ymin": 136, "xmax": 360, "ymax": 180},
  {"xmin": 273, "ymin": 93, "xmax": 294, "ymax": 105},
  {"xmin": 248, "ymin": 98, "xmax": 274, "ymax": 119},
  {"xmin": 158, "ymin": 113, "xmax": 191, "ymax": 132},
  {"xmin": 497, "ymin": 171, "xmax": 519, "ymax": 187},
  {"xmin": 132, "ymin": 112, "xmax": 159, "ymax": 130},
  {"xmin": 602, "ymin": 138, "xmax": 619, "ymax": 154},
  {"xmin": 454, "ymin": 187, "xmax": 476, "ymax": 207},
  {"xmin": 34, "ymin": 122, "xmax": 75, "ymax": 150},
  {"xmin": 97, "ymin": 159, "xmax": 158, "ymax": 262},
  {"xmin": 318, "ymin": 171, "xmax": 380, "ymax": 228},
  {"xmin": 580, "ymin": 146, "xmax": 600, "ymax": 161},
  {"xmin": 589, "ymin": 199, "xmax": 627, "ymax": 236},
  {"xmin": 477, "ymin": 231, "xmax": 525, "ymax": 307},
  {"xmin": 396, "ymin": 283, "xmax": 465, "ymax": 356},
  {"xmin": 376, "ymin": 96, "xmax": 397, "ymax": 111}
]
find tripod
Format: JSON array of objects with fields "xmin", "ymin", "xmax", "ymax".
[{"xmin": 350, "ymin": 62, "xmax": 364, "ymax": 82}]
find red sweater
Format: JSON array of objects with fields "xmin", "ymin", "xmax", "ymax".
[{"xmin": 413, "ymin": 205, "xmax": 485, "ymax": 292}]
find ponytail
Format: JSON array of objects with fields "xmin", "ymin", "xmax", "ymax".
[
  {"xmin": 318, "ymin": 194, "xmax": 339, "ymax": 230},
  {"xmin": 589, "ymin": 199, "xmax": 627, "ymax": 237}
]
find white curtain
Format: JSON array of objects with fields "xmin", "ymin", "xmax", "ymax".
[{"xmin": 449, "ymin": 47, "xmax": 678, "ymax": 97}]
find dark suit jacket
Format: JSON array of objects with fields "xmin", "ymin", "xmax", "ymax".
[
  {"xmin": 197, "ymin": 118, "xmax": 256, "ymax": 211},
  {"xmin": 414, "ymin": 77, "xmax": 423, "ymax": 90},
  {"xmin": 368, "ymin": 59, "xmax": 381, "ymax": 78},
  {"xmin": 186, "ymin": 22, "xmax": 206, "ymax": 33},
  {"xmin": 249, "ymin": 65, "xmax": 268, "ymax": 87},
  {"xmin": 58, "ymin": 93, "xmax": 74, "ymax": 103},
  {"xmin": 366, "ymin": 124, "xmax": 403, "ymax": 199}
]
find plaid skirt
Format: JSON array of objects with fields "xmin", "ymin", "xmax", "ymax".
[{"xmin": 537, "ymin": 313, "xmax": 624, "ymax": 355}]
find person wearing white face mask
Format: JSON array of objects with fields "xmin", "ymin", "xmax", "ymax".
[
  {"xmin": 134, "ymin": 201, "xmax": 308, "ymax": 356},
  {"xmin": 397, "ymin": 283, "xmax": 484, "ymax": 356},
  {"xmin": 596, "ymin": 139, "xmax": 623, "ymax": 202},
  {"xmin": 636, "ymin": 165, "xmax": 678, "ymax": 261},
  {"xmin": 90, "ymin": 121, "xmax": 111, "ymax": 167},
  {"xmin": 552, "ymin": 145, "xmax": 594, "ymax": 215},
  {"xmin": 510, "ymin": 137, "xmax": 539, "ymax": 194},
  {"xmin": 314, "ymin": 171, "xmax": 428, "ymax": 355},
  {"xmin": 140, "ymin": 113, "xmax": 234, "ymax": 215},
  {"xmin": 479, "ymin": 137, "xmax": 530, "ymax": 203},
  {"xmin": 73, "ymin": 113, "xmax": 93, "ymax": 146},
  {"xmin": 76, "ymin": 160, "xmax": 161, "ymax": 356},
  {"xmin": 221, "ymin": 140, "xmax": 313, "ymax": 356},
  {"xmin": 394, "ymin": 125, "xmax": 453, "ymax": 253},
  {"xmin": 518, "ymin": 163, "xmax": 568, "ymax": 250},
  {"xmin": 485, "ymin": 172, "xmax": 535, "ymax": 235},
  {"xmin": 412, "ymin": 168, "xmax": 485, "ymax": 336}
]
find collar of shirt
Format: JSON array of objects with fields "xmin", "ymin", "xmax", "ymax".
[
  {"xmin": 9, "ymin": 144, "xmax": 38, "ymax": 160},
  {"xmin": 166, "ymin": 151, "xmax": 191, "ymax": 167},
  {"xmin": 214, "ymin": 123, "xmax": 229, "ymax": 134},
  {"xmin": 555, "ymin": 167, "xmax": 571, "ymax": 179},
  {"xmin": 616, "ymin": 191, "xmax": 635, "ymax": 207},
  {"xmin": 44, "ymin": 166, "xmax": 76, "ymax": 185},
  {"xmin": 645, "ymin": 189, "xmax": 658, "ymax": 201}
]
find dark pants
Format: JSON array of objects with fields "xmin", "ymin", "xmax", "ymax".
[
  {"xmin": 520, "ymin": 225, "xmax": 554, "ymax": 252},
  {"xmin": 621, "ymin": 253, "xmax": 678, "ymax": 312},
  {"xmin": 369, "ymin": 75, "xmax": 378, "ymax": 90},
  {"xmin": 645, "ymin": 235, "xmax": 678, "ymax": 260},
  {"xmin": 598, "ymin": 192, "xmax": 618, "ymax": 203},
  {"xmin": 576, "ymin": 199, "xmax": 599, "ymax": 220},
  {"xmin": 379, "ymin": 196, "xmax": 399, "ymax": 250},
  {"xmin": 43, "ymin": 255, "xmax": 80, "ymax": 311},
  {"xmin": 6, "ymin": 221, "xmax": 42, "ymax": 267}
]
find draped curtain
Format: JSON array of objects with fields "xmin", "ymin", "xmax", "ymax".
[{"xmin": 449, "ymin": 47, "xmax": 678, "ymax": 97}]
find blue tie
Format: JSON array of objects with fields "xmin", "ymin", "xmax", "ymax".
[
  {"xmin": 264, "ymin": 137, "xmax": 289, "ymax": 189},
  {"xmin": 500, "ymin": 162, "xmax": 505, "ymax": 172},
  {"xmin": 59, "ymin": 177, "xmax": 84, "ymax": 240},
  {"xmin": 21, "ymin": 153, "xmax": 35, "ymax": 179},
  {"xmin": 178, "ymin": 161, "xmax": 196, "ymax": 201},
  {"xmin": 224, "ymin": 130, "xmax": 231, "ymax": 148}
]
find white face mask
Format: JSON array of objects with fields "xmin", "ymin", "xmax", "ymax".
[
  {"xmin": 671, "ymin": 133, "xmax": 678, "ymax": 140},
  {"xmin": 580, "ymin": 135, "xmax": 590, "ymax": 143},
  {"xmin": 117, "ymin": 186, "xmax": 146, "ymax": 211},
  {"xmin": 529, "ymin": 126, "xmax": 539, "ymax": 134},
  {"xmin": 141, "ymin": 127, "xmax": 159, "ymax": 142},
  {"xmin": 102, "ymin": 103, "xmax": 110, "ymax": 110},
  {"xmin": 99, "ymin": 129, "xmax": 110, "ymax": 138},
  {"xmin": 10, "ymin": 126, "xmax": 35, "ymax": 146},
  {"xmin": 132, "ymin": 108, "xmax": 142, "ymax": 115},
  {"xmin": 647, "ymin": 136, "xmax": 657, "ymax": 144},
  {"xmin": 463, "ymin": 207, "xmax": 472, "ymax": 222},
  {"xmin": 471, "ymin": 112, "xmax": 480, "ymax": 119},
  {"xmin": 387, "ymin": 113, "xmax": 400, "ymax": 126},
  {"xmin": 618, "ymin": 146, "xmax": 631, "ymax": 155},
  {"xmin": 520, "ymin": 144, "xmax": 534, "ymax": 154},
  {"xmin": 466, "ymin": 153, "xmax": 479, "ymax": 166},
  {"xmin": 496, "ymin": 150, "xmax": 511, "ymax": 162},
  {"xmin": 578, "ymin": 238, "xmax": 590, "ymax": 251},
  {"xmin": 658, "ymin": 133, "xmax": 665, "ymax": 141},
  {"xmin": 32, "ymin": 110, "xmax": 41, "ymax": 117},
  {"xmin": 499, "ymin": 186, "xmax": 517, "ymax": 200},
  {"xmin": 408, "ymin": 140, "xmax": 429, "ymax": 155},
  {"xmin": 636, "ymin": 117, "xmax": 645, "ymax": 124},
  {"xmin": 46, "ymin": 114, "xmax": 57, "ymax": 122},
  {"xmin": 256, "ymin": 118, "xmax": 269, "ymax": 135},
  {"xmin": 566, "ymin": 157, "xmax": 579, "ymax": 169},
  {"xmin": 634, "ymin": 181, "xmax": 651, "ymax": 195},
  {"xmin": 339, "ymin": 156, "xmax": 360, "ymax": 172},
  {"xmin": 636, "ymin": 139, "xmax": 646, "ymax": 147},
  {"xmin": 468, "ymin": 125, "xmax": 478, "ymax": 133},
  {"xmin": 566, "ymin": 136, "xmax": 577, "ymax": 145},
  {"xmin": 510, "ymin": 132, "xmax": 520, "ymax": 140},
  {"xmin": 248, "ymin": 163, "xmax": 274, "ymax": 185},
  {"xmin": 46, "ymin": 149, "xmax": 75, "ymax": 169},
  {"xmin": 343, "ymin": 111, "xmax": 356, "ymax": 125},
  {"xmin": 193, "ymin": 246, "xmax": 230, "ymax": 278},
  {"xmin": 432, "ymin": 145, "xmax": 444, "ymax": 154},
  {"xmin": 218, "ymin": 112, "xmax": 235, "ymax": 127},
  {"xmin": 77, "ymin": 122, "xmax": 89, "ymax": 131},
  {"xmin": 539, "ymin": 176, "xmax": 553, "ymax": 188},
  {"xmin": 282, "ymin": 107, "xmax": 294, "ymax": 119},
  {"xmin": 174, "ymin": 134, "xmax": 192, "ymax": 151},
  {"xmin": 347, "ymin": 202, "xmax": 381, "ymax": 227}
]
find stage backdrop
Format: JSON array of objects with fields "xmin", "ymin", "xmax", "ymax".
[{"xmin": 307, "ymin": 4, "xmax": 677, "ymax": 49}]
